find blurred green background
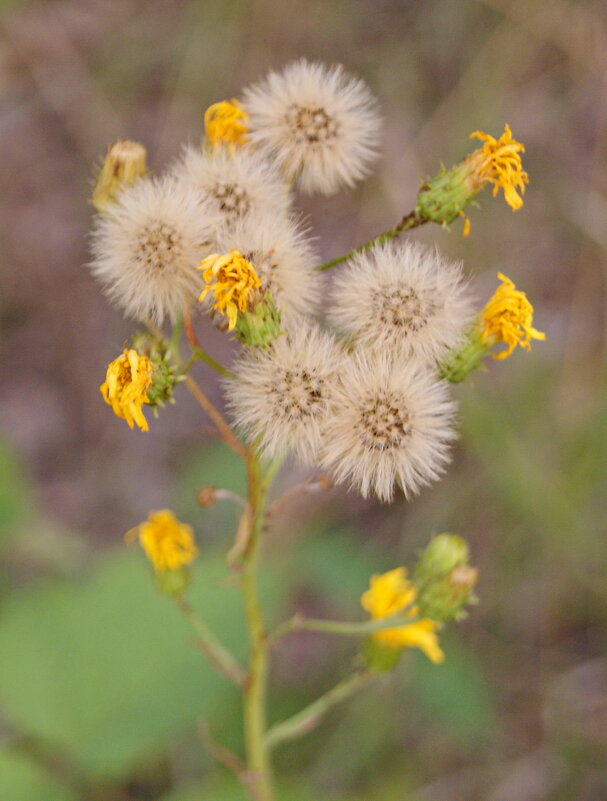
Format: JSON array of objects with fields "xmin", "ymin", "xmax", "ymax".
[{"xmin": 1, "ymin": 0, "xmax": 606, "ymax": 799}]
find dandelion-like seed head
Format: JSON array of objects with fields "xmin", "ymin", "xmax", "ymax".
[
  {"xmin": 329, "ymin": 241, "xmax": 474, "ymax": 363},
  {"xmin": 134, "ymin": 509, "xmax": 198, "ymax": 573},
  {"xmin": 171, "ymin": 147, "xmax": 290, "ymax": 230},
  {"xmin": 100, "ymin": 349, "xmax": 152, "ymax": 431},
  {"xmin": 243, "ymin": 59, "xmax": 381, "ymax": 195},
  {"xmin": 226, "ymin": 324, "xmax": 342, "ymax": 462},
  {"xmin": 361, "ymin": 567, "xmax": 444, "ymax": 663},
  {"xmin": 198, "ymin": 250, "xmax": 262, "ymax": 331},
  {"xmin": 320, "ymin": 351, "xmax": 457, "ymax": 502},
  {"xmin": 90, "ymin": 176, "xmax": 220, "ymax": 324},
  {"xmin": 204, "ymin": 98, "xmax": 248, "ymax": 150},
  {"xmin": 464, "ymin": 124, "xmax": 528, "ymax": 211},
  {"xmin": 211, "ymin": 212, "xmax": 321, "ymax": 323},
  {"xmin": 481, "ymin": 272, "xmax": 545, "ymax": 359}
]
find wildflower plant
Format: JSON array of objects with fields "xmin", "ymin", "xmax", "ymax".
[{"xmin": 88, "ymin": 59, "xmax": 543, "ymax": 800}]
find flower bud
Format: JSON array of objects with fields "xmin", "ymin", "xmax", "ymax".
[
  {"xmin": 197, "ymin": 486, "xmax": 218, "ymax": 508},
  {"xmin": 92, "ymin": 140, "xmax": 147, "ymax": 212},
  {"xmin": 414, "ymin": 534, "xmax": 478, "ymax": 624}
]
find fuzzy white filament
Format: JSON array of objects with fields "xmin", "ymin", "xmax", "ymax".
[
  {"xmin": 243, "ymin": 59, "xmax": 381, "ymax": 195},
  {"xmin": 226, "ymin": 324, "xmax": 342, "ymax": 462},
  {"xmin": 90, "ymin": 176, "xmax": 219, "ymax": 324},
  {"xmin": 329, "ymin": 241, "xmax": 474, "ymax": 363},
  {"xmin": 170, "ymin": 146, "xmax": 291, "ymax": 231},
  {"xmin": 320, "ymin": 351, "xmax": 457, "ymax": 502}
]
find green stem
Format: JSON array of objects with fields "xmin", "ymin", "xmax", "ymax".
[
  {"xmin": 268, "ymin": 610, "xmax": 419, "ymax": 643},
  {"xmin": 175, "ymin": 595, "xmax": 246, "ymax": 686},
  {"xmin": 265, "ymin": 670, "xmax": 373, "ymax": 751},
  {"xmin": 315, "ymin": 208, "xmax": 427, "ymax": 272},
  {"xmin": 242, "ymin": 450, "xmax": 275, "ymax": 801}
]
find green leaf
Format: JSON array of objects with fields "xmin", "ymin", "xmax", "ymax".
[
  {"xmin": 0, "ymin": 547, "xmax": 287, "ymax": 777},
  {"xmin": 0, "ymin": 747, "xmax": 77, "ymax": 801}
]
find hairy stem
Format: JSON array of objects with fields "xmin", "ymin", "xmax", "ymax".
[
  {"xmin": 242, "ymin": 450, "xmax": 275, "ymax": 801},
  {"xmin": 265, "ymin": 670, "xmax": 373, "ymax": 751},
  {"xmin": 315, "ymin": 208, "xmax": 427, "ymax": 272},
  {"xmin": 268, "ymin": 610, "xmax": 419, "ymax": 643},
  {"xmin": 184, "ymin": 373, "xmax": 247, "ymax": 458}
]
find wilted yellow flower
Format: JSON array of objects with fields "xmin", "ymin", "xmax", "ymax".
[
  {"xmin": 92, "ymin": 140, "xmax": 147, "ymax": 212},
  {"xmin": 481, "ymin": 273, "xmax": 546, "ymax": 359},
  {"xmin": 361, "ymin": 567, "xmax": 444, "ymax": 664},
  {"xmin": 198, "ymin": 249, "xmax": 261, "ymax": 330},
  {"xmin": 133, "ymin": 509, "xmax": 198, "ymax": 573},
  {"xmin": 204, "ymin": 99, "xmax": 248, "ymax": 150},
  {"xmin": 464, "ymin": 124, "xmax": 528, "ymax": 211},
  {"xmin": 100, "ymin": 349, "xmax": 152, "ymax": 431}
]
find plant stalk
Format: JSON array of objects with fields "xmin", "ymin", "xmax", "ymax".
[
  {"xmin": 242, "ymin": 450, "xmax": 275, "ymax": 801},
  {"xmin": 315, "ymin": 208, "xmax": 427, "ymax": 272}
]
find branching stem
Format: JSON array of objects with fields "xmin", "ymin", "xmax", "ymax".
[{"xmin": 315, "ymin": 208, "xmax": 427, "ymax": 272}]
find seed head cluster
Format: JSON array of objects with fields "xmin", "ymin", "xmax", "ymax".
[{"xmin": 90, "ymin": 59, "xmax": 540, "ymax": 502}]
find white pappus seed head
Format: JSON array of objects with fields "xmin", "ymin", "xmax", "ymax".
[
  {"xmin": 90, "ymin": 175, "xmax": 220, "ymax": 324},
  {"xmin": 243, "ymin": 59, "xmax": 381, "ymax": 195},
  {"xmin": 170, "ymin": 145, "xmax": 291, "ymax": 230},
  {"xmin": 225, "ymin": 323, "xmax": 342, "ymax": 462},
  {"xmin": 329, "ymin": 240, "xmax": 475, "ymax": 364},
  {"xmin": 319, "ymin": 350, "xmax": 458, "ymax": 502},
  {"xmin": 211, "ymin": 211, "xmax": 322, "ymax": 324}
]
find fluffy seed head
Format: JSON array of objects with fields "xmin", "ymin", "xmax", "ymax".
[
  {"xmin": 211, "ymin": 211, "xmax": 321, "ymax": 323},
  {"xmin": 90, "ymin": 176, "xmax": 219, "ymax": 324},
  {"xmin": 320, "ymin": 350, "xmax": 457, "ymax": 502},
  {"xmin": 329, "ymin": 241, "xmax": 474, "ymax": 363},
  {"xmin": 171, "ymin": 146, "xmax": 290, "ymax": 230},
  {"xmin": 225, "ymin": 324, "xmax": 342, "ymax": 462},
  {"xmin": 243, "ymin": 59, "xmax": 381, "ymax": 195}
]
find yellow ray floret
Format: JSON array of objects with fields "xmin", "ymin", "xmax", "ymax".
[
  {"xmin": 198, "ymin": 249, "xmax": 261, "ymax": 330},
  {"xmin": 204, "ymin": 99, "xmax": 248, "ymax": 150},
  {"xmin": 481, "ymin": 273, "xmax": 546, "ymax": 360},
  {"xmin": 100, "ymin": 349, "xmax": 152, "ymax": 431},
  {"xmin": 466, "ymin": 124, "xmax": 528, "ymax": 211},
  {"xmin": 132, "ymin": 509, "xmax": 198, "ymax": 573},
  {"xmin": 361, "ymin": 567, "xmax": 444, "ymax": 664}
]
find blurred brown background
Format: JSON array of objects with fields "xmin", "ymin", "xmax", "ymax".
[{"xmin": 1, "ymin": 1, "xmax": 606, "ymax": 800}]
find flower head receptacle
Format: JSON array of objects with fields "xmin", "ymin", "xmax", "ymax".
[
  {"xmin": 204, "ymin": 99, "xmax": 249, "ymax": 151},
  {"xmin": 92, "ymin": 140, "xmax": 147, "ymax": 212},
  {"xmin": 414, "ymin": 534, "xmax": 478, "ymax": 623},
  {"xmin": 361, "ymin": 567, "xmax": 444, "ymax": 669},
  {"xmin": 416, "ymin": 124, "xmax": 528, "ymax": 234}
]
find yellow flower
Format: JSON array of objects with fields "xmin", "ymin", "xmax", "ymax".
[
  {"xmin": 132, "ymin": 509, "xmax": 198, "ymax": 573},
  {"xmin": 361, "ymin": 567, "xmax": 444, "ymax": 664},
  {"xmin": 204, "ymin": 99, "xmax": 248, "ymax": 150},
  {"xmin": 464, "ymin": 124, "xmax": 528, "ymax": 211},
  {"xmin": 198, "ymin": 250, "xmax": 261, "ymax": 330},
  {"xmin": 481, "ymin": 273, "xmax": 546, "ymax": 359},
  {"xmin": 100, "ymin": 349, "xmax": 152, "ymax": 431}
]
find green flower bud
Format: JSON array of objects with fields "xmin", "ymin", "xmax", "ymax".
[
  {"xmin": 234, "ymin": 293, "xmax": 282, "ymax": 348},
  {"xmin": 414, "ymin": 534, "xmax": 478, "ymax": 624}
]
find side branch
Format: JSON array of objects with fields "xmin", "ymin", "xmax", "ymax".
[
  {"xmin": 264, "ymin": 670, "xmax": 373, "ymax": 751},
  {"xmin": 268, "ymin": 610, "xmax": 418, "ymax": 642},
  {"xmin": 184, "ymin": 374, "xmax": 248, "ymax": 459},
  {"xmin": 315, "ymin": 208, "xmax": 427, "ymax": 272},
  {"xmin": 175, "ymin": 595, "xmax": 246, "ymax": 686}
]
